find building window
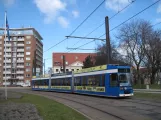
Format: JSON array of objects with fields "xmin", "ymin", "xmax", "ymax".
[
  {"xmin": 26, "ymin": 57, "xmax": 30, "ymax": 60},
  {"xmin": 0, "ymin": 41, "xmax": 2, "ymax": 44},
  {"xmin": 26, "ymin": 41, "xmax": 31, "ymax": 44},
  {"xmin": 56, "ymin": 69, "xmax": 58, "ymax": 72},
  {"xmin": 0, "ymin": 47, "xmax": 2, "ymax": 50},
  {"xmin": 26, "ymin": 52, "xmax": 30, "ymax": 55},
  {"xmin": 26, "ymin": 36, "xmax": 31, "ymax": 39},
  {"xmin": 75, "ymin": 56, "xmax": 78, "ymax": 59},
  {"xmin": 61, "ymin": 55, "xmax": 63, "ymax": 59},
  {"xmin": 26, "ymin": 74, "xmax": 30, "ymax": 78},
  {"xmin": 0, "ymin": 36, "xmax": 2, "ymax": 39},
  {"xmin": 26, "ymin": 68, "xmax": 30, "ymax": 72},
  {"xmin": 66, "ymin": 61, "xmax": 68, "ymax": 65},
  {"xmin": 72, "ymin": 69, "xmax": 74, "ymax": 71},
  {"xmin": 26, "ymin": 63, "xmax": 30, "ymax": 66},
  {"xmin": 0, "ymin": 52, "xmax": 2, "ymax": 55},
  {"xmin": 26, "ymin": 47, "xmax": 30, "ymax": 50},
  {"xmin": 66, "ymin": 69, "xmax": 69, "ymax": 72}
]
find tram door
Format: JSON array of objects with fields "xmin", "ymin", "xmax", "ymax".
[{"xmin": 106, "ymin": 73, "xmax": 119, "ymax": 96}]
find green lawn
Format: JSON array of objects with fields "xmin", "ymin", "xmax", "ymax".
[
  {"xmin": 133, "ymin": 84, "xmax": 161, "ymax": 89},
  {"xmin": 0, "ymin": 93, "xmax": 88, "ymax": 120},
  {"xmin": 134, "ymin": 92, "xmax": 161, "ymax": 100}
]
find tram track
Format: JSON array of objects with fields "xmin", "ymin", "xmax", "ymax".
[
  {"xmin": 121, "ymin": 99, "xmax": 161, "ymax": 107},
  {"xmin": 7, "ymin": 88, "xmax": 155, "ymax": 120},
  {"xmin": 36, "ymin": 91, "xmax": 126, "ymax": 120}
]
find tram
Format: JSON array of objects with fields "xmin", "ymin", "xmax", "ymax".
[{"xmin": 31, "ymin": 64, "xmax": 133, "ymax": 97}]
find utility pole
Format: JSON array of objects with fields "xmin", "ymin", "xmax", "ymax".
[
  {"xmin": 105, "ymin": 16, "xmax": 111, "ymax": 64},
  {"xmin": 63, "ymin": 55, "xmax": 66, "ymax": 73},
  {"xmin": 44, "ymin": 59, "xmax": 45, "ymax": 77}
]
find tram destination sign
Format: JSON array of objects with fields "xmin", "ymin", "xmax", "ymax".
[{"xmin": 74, "ymin": 65, "xmax": 107, "ymax": 74}]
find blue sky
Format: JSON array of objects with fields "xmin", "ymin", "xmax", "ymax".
[{"xmin": 0, "ymin": 0, "xmax": 161, "ymax": 69}]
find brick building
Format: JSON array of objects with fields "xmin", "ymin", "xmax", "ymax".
[
  {"xmin": 0, "ymin": 27, "xmax": 43, "ymax": 85},
  {"xmin": 52, "ymin": 53, "xmax": 96, "ymax": 73}
]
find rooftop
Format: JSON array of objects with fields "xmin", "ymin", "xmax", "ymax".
[
  {"xmin": 0, "ymin": 27, "xmax": 43, "ymax": 40},
  {"xmin": 52, "ymin": 52, "xmax": 96, "ymax": 66}
]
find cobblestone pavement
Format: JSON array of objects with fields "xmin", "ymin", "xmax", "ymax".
[
  {"xmin": 0, "ymin": 89, "xmax": 43, "ymax": 120},
  {"xmin": 0, "ymin": 103, "xmax": 43, "ymax": 120}
]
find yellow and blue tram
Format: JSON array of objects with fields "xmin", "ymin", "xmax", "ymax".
[{"xmin": 31, "ymin": 64, "xmax": 133, "ymax": 97}]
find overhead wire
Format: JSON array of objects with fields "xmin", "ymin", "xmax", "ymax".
[
  {"xmin": 68, "ymin": 0, "xmax": 161, "ymax": 51},
  {"xmin": 67, "ymin": 0, "xmax": 136, "ymax": 52},
  {"xmin": 43, "ymin": 0, "xmax": 106, "ymax": 53}
]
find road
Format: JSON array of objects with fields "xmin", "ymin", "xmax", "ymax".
[{"xmin": 1, "ymin": 87, "xmax": 161, "ymax": 120}]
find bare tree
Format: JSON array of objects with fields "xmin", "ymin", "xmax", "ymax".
[
  {"xmin": 118, "ymin": 20, "xmax": 152, "ymax": 85},
  {"xmin": 142, "ymin": 30, "xmax": 161, "ymax": 84},
  {"xmin": 94, "ymin": 43, "xmax": 127, "ymax": 66}
]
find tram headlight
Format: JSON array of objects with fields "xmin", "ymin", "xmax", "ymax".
[{"xmin": 120, "ymin": 87, "xmax": 124, "ymax": 90}]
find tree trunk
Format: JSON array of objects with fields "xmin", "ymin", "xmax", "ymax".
[{"xmin": 136, "ymin": 65, "xmax": 141, "ymax": 87}]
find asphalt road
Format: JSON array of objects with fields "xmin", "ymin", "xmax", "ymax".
[{"xmin": 1, "ymin": 87, "xmax": 161, "ymax": 120}]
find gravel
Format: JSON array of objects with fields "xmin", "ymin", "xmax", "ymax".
[{"xmin": 0, "ymin": 103, "xmax": 43, "ymax": 120}]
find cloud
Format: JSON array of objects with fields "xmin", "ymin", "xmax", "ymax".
[
  {"xmin": 72, "ymin": 10, "xmax": 79, "ymax": 18},
  {"xmin": 157, "ymin": 3, "xmax": 161, "ymax": 13},
  {"xmin": 2, "ymin": 0, "xmax": 15, "ymax": 6},
  {"xmin": 155, "ymin": 18, "xmax": 161, "ymax": 23},
  {"xmin": 57, "ymin": 16, "xmax": 69, "ymax": 28},
  {"xmin": 105, "ymin": 0, "xmax": 129, "ymax": 12},
  {"xmin": 34, "ymin": 0, "xmax": 66, "ymax": 23}
]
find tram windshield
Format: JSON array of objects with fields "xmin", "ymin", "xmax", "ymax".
[{"xmin": 119, "ymin": 73, "xmax": 131, "ymax": 86}]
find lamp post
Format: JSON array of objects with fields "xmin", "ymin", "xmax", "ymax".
[{"xmin": 43, "ymin": 58, "xmax": 52, "ymax": 77}]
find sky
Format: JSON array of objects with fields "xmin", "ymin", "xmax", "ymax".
[{"xmin": 0, "ymin": 0, "xmax": 161, "ymax": 70}]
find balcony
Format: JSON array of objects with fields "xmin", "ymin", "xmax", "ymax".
[
  {"xmin": 17, "ymin": 49, "xmax": 24, "ymax": 52},
  {"xmin": 3, "ymin": 71, "xmax": 11, "ymax": 74},
  {"xmin": 17, "ymin": 54, "xmax": 24, "ymax": 57},
  {"xmin": 17, "ymin": 76, "xmax": 24, "ymax": 79},
  {"xmin": 17, "ymin": 60, "xmax": 24, "ymax": 63},
  {"xmin": 6, "ymin": 60, "xmax": 11, "ymax": 63},
  {"xmin": 17, "ymin": 44, "xmax": 24, "ymax": 47},
  {"xmin": 17, "ymin": 71, "xmax": 24, "ymax": 74},
  {"xmin": 17, "ymin": 65, "xmax": 24, "ymax": 68},
  {"xmin": 3, "ymin": 65, "xmax": 11, "ymax": 68},
  {"xmin": 18, "ymin": 38, "xmax": 24, "ymax": 41},
  {"xmin": 4, "ymin": 49, "xmax": 11, "ymax": 52},
  {"xmin": 3, "ymin": 77, "xmax": 11, "ymax": 79},
  {"xmin": 4, "ymin": 54, "xmax": 11, "ymax": 57},
  {"xmin": 5, "ymin": 44, "xmax": 11, "ymax": 47}
]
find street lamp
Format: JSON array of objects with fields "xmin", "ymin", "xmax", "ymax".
[{"xmin": 44, "ymin": 58, "xmax": 52, "ymax": 77}]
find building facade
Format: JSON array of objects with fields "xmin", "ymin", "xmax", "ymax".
[
  {"xmin": 52, "ymin": 53, "xmax": 95, "ymax": 73},
  {"xmin": 0, "ymin": 28, "xmax": 43, "ymax": 85}
]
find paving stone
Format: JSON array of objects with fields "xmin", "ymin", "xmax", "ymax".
[{"xmin": 0, "ymin": 103, "xmax": 43, "ymax": 120}]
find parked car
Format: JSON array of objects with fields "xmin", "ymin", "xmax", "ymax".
[{"xmin": 21, "ymin": 83, "xmax": 30, "ymax": 87}]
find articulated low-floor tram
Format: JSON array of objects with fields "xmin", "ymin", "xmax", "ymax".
[{"xmin": 31, "ymin": 64, "xmax": 133, "ymax": 97}]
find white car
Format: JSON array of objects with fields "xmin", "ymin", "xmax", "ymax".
[{"xmin": 21, "ymin": 83, "xmax": 30, "ymax": 87}]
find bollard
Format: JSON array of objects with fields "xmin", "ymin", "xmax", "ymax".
[{"xmin": 146, "ymin": 84, "xmax": 149, "ymax": 89}]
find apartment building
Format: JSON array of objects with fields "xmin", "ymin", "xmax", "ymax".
[
  {"xmin": 52, "ymin": 53, "xmax": 96, "ymax": 73},
  {"xmin": 0, "ymin": 27, "xmax": 43, "ymax": 85}
]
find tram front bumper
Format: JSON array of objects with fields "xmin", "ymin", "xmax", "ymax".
[{"xmin": 119, "ymin": 93, "xmax": 134, "ymax": 97}]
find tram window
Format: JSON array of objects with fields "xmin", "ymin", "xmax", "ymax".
[
  {"xmin": 88, "ymin": 75, "xmax": 101, "ymax": 86},
  {"xmin": 44, "ymin": 80, "xmax": 47, "ymax": 85},
  {"xmin": 110, "ymin": 73, "xmax": 118, "ymax": 87},
  {"xmin": 66, "ymin": 78, "xmax": 70, "ymax": 86},
  {"xmin": 118, "ymin": 69, "xmax": 130, "ymax": 73},
  {"xmin": 51, "ymin": 79, "xmax": 55, "ymax": 86},
  {"xmin": 74, "ymin": 77, "xmax": 81, "ymax": 86},
  {"xmin": 82, "ymin": 76, "xmax": 87, "ymax": 86},
  {"xmin": 102, "ymin": 75, "xmax": 105, "ymax": 86}
]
